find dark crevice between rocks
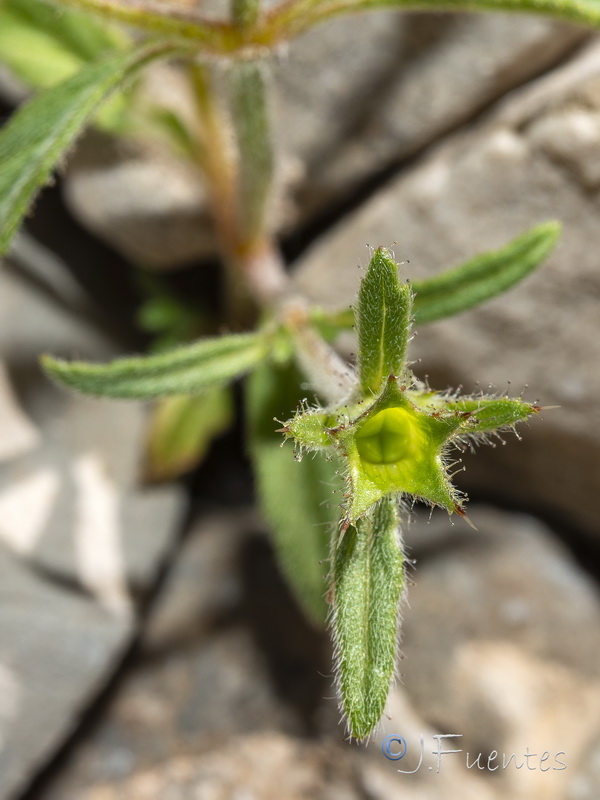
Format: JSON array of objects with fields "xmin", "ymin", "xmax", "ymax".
[
  {"xmin": 0, "ymin": 540, "xmax": 100, "ymax": 603},
  {"xmin": 3, "ymin": 252, "xmax": 113, "ymax": 347},
  {"xmin": 11, "ymin": 187, "xmax": 144, "ymax": 350}
]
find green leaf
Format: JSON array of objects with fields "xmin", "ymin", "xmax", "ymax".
[
  {"xmin": 41, "ymin": 331, "xmax": 268, "ymax": 398},
  {"xmin": 0, "ymin": 40, "xmax": 191, "ymax": 255},
  {"xmin": 0, "ymin": 0, "xmax": 129, "ymax": 89},
  {"xmin": 230, "ymin": 61, "xmax": 274, "ymax": 242},
  {"xmin": 447, "ymin": 395, "xmax": 540, "ymax": 433},
  {"xmin": 144, "ymin": 387, "xmax": 234, "ymax": 482},
  {"xmin": 356, "ymin": 248, "xmax": 412, "ymax": 395},
  {"xmin": 136, "ymin": 285, "xmax": 209, "ymax": 353},
  {"xmin": 412, "ymin": 222, "xmax": 560, "ymax": 324},
  {"xmin": 246, "ymin": 360, "xmax": 343, "ymax": 626},
  {"xmin": 332, "ymin": 497, "xmax": 404, "ymax": 739},
  {"xmin": 146, "ymin": 108, "xmax": 199, "ymax": 160},
  {"xmin": 286, "ymin": 407, "xmax": 334, "ymax": 450},
  {"xmin": 311, "ymin": 223, "xmax": 560, "ymax": 339}
]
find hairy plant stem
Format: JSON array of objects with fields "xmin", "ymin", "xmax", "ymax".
[
  {"xmin": 232, "ymin": 0, "xmax": 262, "ymax": 27},
  {"xmin": 282, "ymin": 299, "xmax": 356, "ymax": 404},
  {"xmin": 189, "ymin": 62, "xmax": 242, "ymax": 320},
  {"xmin": 190, "ymin": 62, "xmax": 287, "ymax": 325}
]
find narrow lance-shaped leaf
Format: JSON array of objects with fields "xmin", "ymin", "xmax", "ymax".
[
  {"xmin": 0, "ymin": 0, "xmax": 129, "ymax": 89},
  {"xmin": 332, "ymin": 497, "xmax": 404, "ymax": 739},
  {"xmin": 356, "ymin": 248, "xmax": 412, "ymax": 395},
  {"xmin": 286, "ymin": 407, "xmax": 334, "ymax": 450},
  {"xmin": 230, "ymin": 61, "xmax": 274, "ymax": 242},
  {"xmin": 310, "ymin": 222, "xmax": 559, "ymax": 337},
  {"xmin": 41, "ymin": 331, "xmax": 268, "ymax": 398},
  {"xmin": 144, "ymin": 387, "xmax": 234, "ymax": 482},
  {"xmin": 246, "ymin": 360, "xmax": 343, "ymax": 626},
  {"xmin": 0, "ymin": 39, "xmax": 192, "ymax": 254},
  {"xmin": 412, "ymin": 222, "xmax": 560, "ymax": 324},
  {"xmin": 447, "ymin": 395, "xmax": 540, "ymax": 434}
]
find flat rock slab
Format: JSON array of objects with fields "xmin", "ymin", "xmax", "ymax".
[
  {"xmin": 275, "ymin": 12, "xmax": 586, "ymax": 219},
  {"xmin": 0, "ymin": 549, "xmax": 131, "ymax": 800},
  {"xmin": 0, "ymin": 244, "xmax": 183, "ymax": 799},
  {"xmin": 293, "ymin": 40, "xmax": 600, "ymax": 535}
]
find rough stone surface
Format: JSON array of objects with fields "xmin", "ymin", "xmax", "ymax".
[
  {"xmin": 36, "ymin": 511, "xmax": 326, "ymax": 799},
  {"xmin": 63, "ymin": 15, "xmax": 586, "ymax": 266},
  {"xmin": 32, "ymin": 507, "xmax": 600, "ymax": 800},
  {"xmin": 293, "ymin": 40, "xmax": 600, "ymax": 535},
  {"xmin": 0, "ymin": 241, "xmax": 183, "ymax": 800},
  {"xmin": 276, "ymin": 13, "xmax": 586, "ymax": 219},
  {"xmin": 63, "ymin": 734, "xmax": 363, "ymax": 800},
  {"xmin": 0, "ymin": 549, "xmax": 131, "ymax": 800},
  {"xmin": 63, "ymin": 128, "xmax": 214, "ymax": 268},
  {"xmin": 0, "ymin": 245, "xmax": 183, "ymax": 606},
  {"xmin": 396, "ymin": 506, "xmax": 600, "ymax": 799}
]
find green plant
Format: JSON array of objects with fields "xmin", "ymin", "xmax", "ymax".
[{"xmin": 0, "ymin": 0, "xmax": 583, "ymax": 739}]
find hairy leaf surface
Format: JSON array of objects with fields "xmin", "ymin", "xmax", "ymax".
[
  {"xmin": 0, "ymin": 40, "xmax": 189, "ymax": 254},
  {"xmin": 412, "ymin": 222, "xmax": 560, "ymax": 323},
  {"xmin": 332, "ymin": 498, "xmax": 404, "ymax": 739},
  {"xmin": 356, "ymin": 248, "xmax": 412, "ymax": 395},
  {"xmin": 42, "ymin": 331, "xmax": 266, "ymax": 398}
]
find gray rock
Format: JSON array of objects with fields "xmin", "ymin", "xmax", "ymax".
[
  {"xmin": 140, "ymin": 508, "xmax": 259, "ymax": 652},
  {"xmin": 63, "ymin": 128, "xmax": 215, "ymax": 269},
  {"xmin": 0, "ymin": 240, "xmax": 184, "ymax": 799},
  {"xmin": 0, "ymin": 547, "xmax": 131, "ymax": 800},
  {"xmin": 292, "ymin": 40, "xmax": 600, "ymax": 535},
  {"xmin": 0, "ymin": 243, "xmax": 183, "ymax": 606},
  {"xmin": 35, "ymin": 511, "xmax": 319, "ymax": 798},
  {"xmin": 568, "ymin": 733, "xmax": 600, "ymax": 799},
  {"xmin": 63, "ymin": 15, "xmax": 586, "ymax": 266},
  {"xmin": 393, "ymin": 506, "xmax": 600, "ymax": 800},
  {"xmin": 0, "ymin": 361, "xmax": 39, "ymax": 463},
  {"xmin": 276, "ymin": 13, "xmax": 586, "ymax": 220},
  {"xmin": 65, "ymin": 733, "xmax": 363, "ymax": 800}
]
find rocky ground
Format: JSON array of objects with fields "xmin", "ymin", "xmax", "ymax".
[{"xmin": 1, "ymin": 9, "xmax": 600, "ymax": 800}]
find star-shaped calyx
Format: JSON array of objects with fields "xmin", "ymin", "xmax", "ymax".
[{"xmin": 283, "ymin": 247, "xmax": 540, "ymax": 527}]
